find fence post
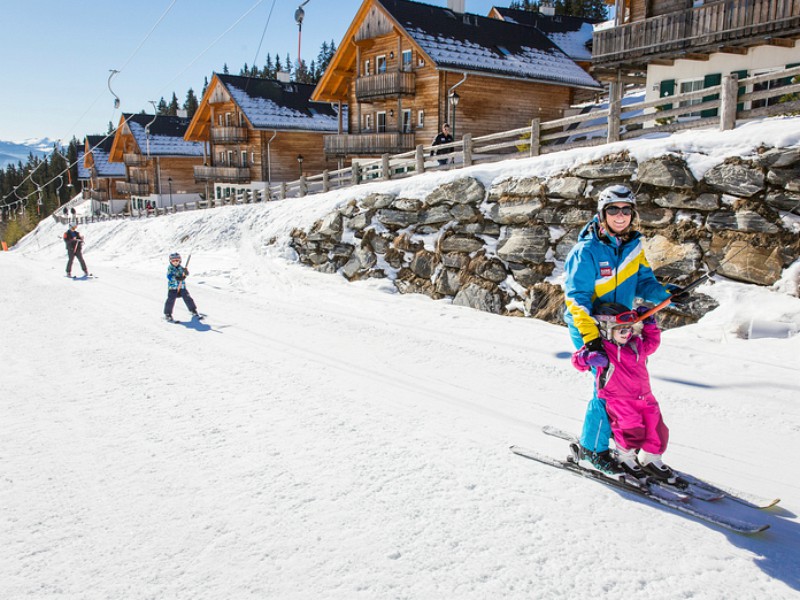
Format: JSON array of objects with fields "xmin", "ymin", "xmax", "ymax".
[
  {"xmin": 299, "ymin": 176, "xmax": 308, "ymax": 197},
  {"xmin": 351, "ymin": 162, "xmax": 361, "ymax": 186},
  {"xmin": 719, "ymin": 73, "xmax": 738, "ymax": 131},
  {"xmin": 463, "ymin": 133, "xmax": 473, "ymax": 167},
  {"xmin": 323, "ymin": 169, "xmax": 330, "ymax": 192},
  {"xmin": 382, "ymin": 154, "xmax": 391, "ymax": 180},
  {"xmin": 607, "ymin": 78, "xmax": 622, "ymax": 143},
  {"xmin": 280, "ymin": 182, "xmax": 287, "ymax": 200},
  {"xmin": 529, "ymin": 118, "xmax": 541, "ymax": 157},
  {"xmin": 416, "ymin": 144, "xmax": 425, "ymax": 174}
]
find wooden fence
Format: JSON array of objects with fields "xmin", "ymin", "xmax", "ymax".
[{"xmin": 54, "ymin": 66, "xmax": 800, "ymax": 225}]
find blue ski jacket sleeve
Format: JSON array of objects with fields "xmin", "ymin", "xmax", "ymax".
[{"xmin": 563, "ymin": 218, "xmax": 670, "ymax": 344}]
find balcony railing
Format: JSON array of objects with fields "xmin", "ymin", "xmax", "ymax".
[
  {"xmin": 123, "ymin": 153, "xmax": 148, "ymax": 166},
  {"xmin": 211, "ymin": 126, "xmax": 249, "ymax": 143},
  {"xmin": 593, "ymin": 0, "xmax": 800, "ymax": 65},
  {"xmin": 89, "ymin": 190, "xmax": 108, "ymax": 201},
  {"xmin": 324, "ymin": 132, "xmax": 416, "ymax": 156},
  {"xmin": 194, "ymin": 165, "xmax": 251, "ymax": 183},
  {"xmin": 355, "ymin": 71, "xmax": 416, "ymax": 100},
  {"xmin": 116, "ymin": 181, "xmax": 150, "ymax": 195}
]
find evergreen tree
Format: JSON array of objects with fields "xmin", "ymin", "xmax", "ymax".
[
  {"xmin": 202, "ymin": 76, "xmax": 209, "ymax": 97},
  {"xmin": 168, "ymin": 92, "xmax": 179, "ymax": 116},
  {"xmin": 107, "ymin": 121, "xmax": 114, "ymax": 134},
  {"xmin": 285, "ymin": 53, "xmax": 293, "ymax": 79},
  {"xmin": 263, "ymin": 54, "xmax": 275, "ymax": 79},
  {"xmin": 183, "ymin": 88, "xmax": 199, "ymax": 118},
  {"xmin": 222, "ymin": 62, "xmax": 230, "ymax": 75},
  {"xmin": 239, "ymin": 62, "xmax": 250, "ymax": 76},
  {"xmin": 275, "ymin": 54, "xmax": 283, "ymax": 75},
  {"xmin": 156, "ymin": 97, "xmax": 169, "ymax": 115}
]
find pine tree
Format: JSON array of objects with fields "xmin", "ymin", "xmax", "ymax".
[
  {"xmin": 168, "ymin": 92, "xmax": 179, "ymax": 116},
  {"xmin": 222, "ymin": 63, "xmax": 230, "ymax": 75},
  {"xmin": 285, "ymin": 53, "xmax": 293, "ymax": 79},
  {"xmin": 275, "ymin": 54, "xmax": 283, "ymax": 75},
  {"xmin": 202, "ymin": 76, "xmax": 209, "ymax": 97},
  {"xmin": 240, "ymin": 62, "xmax": 249, "ymax": 76},
  {"xmin": 156, "ymin": 97, "xmax": 169, "ymax": 115},
  {"xmin": 183, "ymin": 88, "xmax": 199, "ymax": 118}
]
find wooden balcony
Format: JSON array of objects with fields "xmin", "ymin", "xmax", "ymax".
[
  {"xmin": 194, "ymin": 165, "xmax": 251, "ymax": 183},
  {"xmin": 116, "ymin": 181, "xmax": 150, "ymax": 195},
  {"xmin": 593, "ymin": 0, "xmax": 800, "ymax": 67},
  {"xmin": 210, "ymin": 126, "xmax": 249, "ymax": 143},
  {"xmin": 123, "ymin": 153, "xmax": 148, "ymax": 166},
  {"xmin": 355, "ymin": 71, "xmax": 416, "ymax": 101},
  {"xmin": 324, "ymin": 132, "xmax": 416, "ymax": 157},
  {"xmin": 89, "ymin": 190, "xmax": 108, "ymax": 201}
]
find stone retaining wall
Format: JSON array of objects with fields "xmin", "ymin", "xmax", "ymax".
[{"xmin": 291, "ymin": 147, "xmax": 800, "ymax": 328}]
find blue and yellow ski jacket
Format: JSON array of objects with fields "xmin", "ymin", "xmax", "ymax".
[
  {"xmin": 563, "ymin": 217, "xmax": 670, "ymax": 344},
  {"xmin": 166, "ymin": 263, "xmax": 189, "ymax": 291}
]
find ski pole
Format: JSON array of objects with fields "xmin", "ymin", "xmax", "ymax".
[
  {"xmin": 177, "ymin": 253, "xmax": 191, "ymax": 294},
  {"xmin": 633, "ymin": 271, "xmax": 715, "ymax": 323}
]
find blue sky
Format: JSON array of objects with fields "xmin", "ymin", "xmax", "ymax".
[{"xmin": 0, "ymin": 0, "xmax": 502, "ymax": 143}]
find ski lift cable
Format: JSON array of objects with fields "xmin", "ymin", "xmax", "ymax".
[
  {"xmin": 244, "ymin": 0, "xmax": 278, "ymax": 94},
  {"xmin": 156, "ymin": 0, "xmax": 266, "ymax": 96}
]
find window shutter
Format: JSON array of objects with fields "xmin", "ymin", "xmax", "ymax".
[
  {"xmin": 659, "ymin": 79, "xmax": 675, "ymax": 112},
  {"xmin": 732, "ymin": 70, "xmax": 748, "ymax": 113},
  {"xmin": 701, "ymin": 73, "xmax": 722, "ymax": 118}
]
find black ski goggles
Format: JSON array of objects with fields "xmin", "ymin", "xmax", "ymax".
[{"xmin": 604, "ymin": 205, "xmax": 633, "ymax": 216}]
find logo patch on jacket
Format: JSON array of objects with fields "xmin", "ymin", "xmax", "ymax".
[{"xmin": 599, "ymin": 261, "xmax": 613, "ymax": 277}]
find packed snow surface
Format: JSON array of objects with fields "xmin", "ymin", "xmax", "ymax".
[{"xmin": 3, "ymin": 118, "xmax": 800, "ymax": 599}]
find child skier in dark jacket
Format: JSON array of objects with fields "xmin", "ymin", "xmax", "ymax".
[{"xmin": 163, "ymin": 253, "xmax": 200, "ymax": 322}]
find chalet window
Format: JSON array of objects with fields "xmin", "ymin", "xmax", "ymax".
[
  {"xmin": 418, "ymin": 109, "xmax": 424, "ymax": 128},
  {"xmin": 678, "ymin": 79, "xmax": 704, "ymax": 118},
  {"xmin": 751, "ymin": 69, "xmax": 788, "ymax": 109},
  {"xmin": 377, "ymin": 111, "xmax": 387, "ymax": 133},
  {"xmin": 241, "ymin": 151, "xmax": 248, "ymax": 167},
  {"xmin": 364, "ymin": 59, "xmax": 371, "ymax": 76},
  {"xmin": 227, "ymin": 150, "xmax": 234, "ymax": 166},
  {"xmin": 364, "ymin": 114, "xmax": 373, "ymax": 131},
  {"xmin": 239, "ymin": 113, "xmax": 246, "ymax": 126},
  {"xmin": 225, "ymin": 113, "xmax": 233, "ymax": 126},
  {"xmin": 377, "ymin": 55, "xmax": 387, "ymax": 74},
  {"xmin": 402, "ymin": 109, "xmax": 412, "ymax": 133},
  {"xmin": 402, "ymin": 50, "xmax": 412, "ymax": 71},
  {"xmin": 218, "ymin": 115, "xmax": 224, "ymax": 126}
]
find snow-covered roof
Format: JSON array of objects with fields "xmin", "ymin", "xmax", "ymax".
[
  {"xmin": 85, "ymin": 135, "xmax": 126, "ymax": 178},
  {"xmin": 491, "ymin": 7, "xmax": 596, "ymax": 62},
  {"xmin": 76, "ymin": 150, "xmax": 90, "ymax": 180},
  {"xmin": 382, "ymin": 0, "xmax": 600, "ymax": 89},
  {"xmin": 218, "ymin": 74, "xmax": 342, "ymax": 132},
  {"xmin": 123, "ymin": 114, "xmax": 204, "ymax": 157}
]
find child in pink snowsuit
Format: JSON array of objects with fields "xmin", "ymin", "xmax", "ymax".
[{"xmin": 572, "ymin": 302, "xmax": 674, "ymax": 482}]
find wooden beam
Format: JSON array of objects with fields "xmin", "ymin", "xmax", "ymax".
[
  {"xmin": 682, "ymin": 53, "xmax": 710, "ymax": 61},
  {"xmin": 767, "ymin": 38, "xmax": 795, "ymax": 48},
  {"xmin": 718, "ymin": 46, "xmax": 748, "ymax": 55}
]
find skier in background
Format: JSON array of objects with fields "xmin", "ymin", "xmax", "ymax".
[
  {"xmin": 431, "ymin": 122, "xmax": 454, "ymax": 166},
  {"xmin": 63, "ymin": 223, "xmax": 88, "ymax": 277},
  {"xmin": 572, "ymin": 302, "xmax": 675, "ymax": 483},
  {"xmin": 163, "ymin": 252, "xmax": 200, "ymax": 322}
]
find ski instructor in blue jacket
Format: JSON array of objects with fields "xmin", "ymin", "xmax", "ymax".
[{"xmin": 563, "ymin": 184, "xmax": 673, "ymax": 475}]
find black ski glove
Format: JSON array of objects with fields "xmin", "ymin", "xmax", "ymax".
[{"xmin": 665, "ymin": 283, "xmax": 689, "ymax": 305}]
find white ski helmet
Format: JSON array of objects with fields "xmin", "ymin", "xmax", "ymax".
[{"xmin": 597, "ymin": 184, "xmax": 636, "ymax": 214}]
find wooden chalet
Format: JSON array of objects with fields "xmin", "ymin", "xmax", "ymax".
[
  {"xmin": 184, "ymin": 73, "xmax": 341, "ymax": 199},
  {"xmin": 78, "ymin": 134, "xmax": 126, "ymax": 215},
  {"xmin": 108, "ymin": 114, "xmax": 204, "ymax": 211},
  {"xmin": 312, "ymin": 0, "xmax": 601, "ymax": 160},
  {"xmin": 594, "ymin": 1, "xmax": 800, "ymax": 117}
]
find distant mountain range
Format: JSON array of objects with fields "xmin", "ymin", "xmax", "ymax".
[{"xmin": 0, "ymin": 138, "xmax": 55, "ymax": 169}]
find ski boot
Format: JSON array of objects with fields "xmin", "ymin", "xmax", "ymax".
[
  {"xmin": 165, "ymin": 314, "xmax": 175, "ymax": 323},
  {"xmin": 638, "ymin": 451, "xmax": 678, "ymax": 484},
  {"xmin": 570, "ymin": 443, "xmax": 625, "ymax": 478},
  {"xmin": 617, "ymin": 447, "xmax": 648, "ymax": 482}
]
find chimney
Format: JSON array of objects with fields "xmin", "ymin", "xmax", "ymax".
[
  {"xmin": 540, "ymin": 1, "xmax": 556, "ymax": 16},
  {"xmin": 448, "ymin": 0, "xmax": 465, "ymax": 14},
  {"xmin": 276, "ymin": 70, "xmax": 291, "ymax": 83}
]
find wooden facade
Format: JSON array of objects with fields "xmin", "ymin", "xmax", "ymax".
[
  {"xmin": 313, "ymin": 0, "xmax": 598, "ymax": 159},
  {"xmin": 184, "ymin": 74, "xmax": 338, "ymax": 188},
  {"xmin": 595, "ymin": 0, "xmax": 800, "ymax": 69},
  {"xmin": 108, "ymin": 115, "xmax": 204, "ymax": 207}
]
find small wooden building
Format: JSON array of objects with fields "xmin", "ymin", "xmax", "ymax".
[
  {"xmin": 108, "ymin": 114, "xmax": 204, "ymax": 212},
  {"xmin": 77, "ymin": 134, "xmax": 126, "ymax": 215},
  {"xmin": 312, "ymin": 0, "xmax": 601, "ymax": 160},
  {"xmin": 594, "ymin": 1, "xmax": 800, "ymax": 115},
  {"xmin": 184, "ymin": 73, "xmax": 341, "ymax": 201}
]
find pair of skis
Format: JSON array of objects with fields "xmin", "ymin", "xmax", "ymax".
[{"xmin": 511, "ymin": 426, "xmax": 779, "ymax": 535}]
